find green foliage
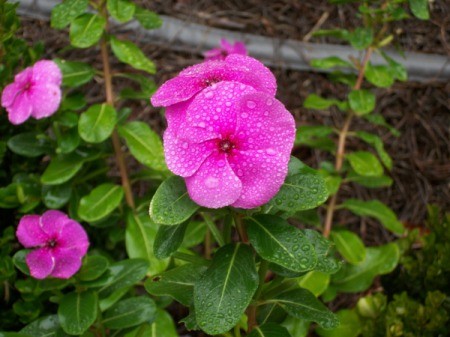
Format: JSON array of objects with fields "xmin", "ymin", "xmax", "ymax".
[
  {"xmin": 58, "ymin": 291, "xmax": 98, "ymax": 335},
  {"xmin": 51, "ymin": 0, "xmax": 89, "ymax": 29},
  {"xmin": 79, "ymin": 103, "xmax": 117, "ymax": 143},
  {"xmin": 78, "ymin": 183, "xmax": 124, "ymax": 222},
  {"xmin": 70, "ymin": 14, "xmax": 106, "ymax": 48},
  {"xmin": 110, "ymin": 37, "xmax": 156, "ymax": 74}
]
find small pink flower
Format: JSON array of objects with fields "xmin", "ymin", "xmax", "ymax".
[
  {"xmin": 203, "ymin": 38, "xmax": 247, "ymax": 61},
  {"xmin": 1, "ymin": 60, "xmax": 62, "ymax": 125},
  {"xmin": 16, "ymin": 210, "xmax": 89, "ymax": 279}
]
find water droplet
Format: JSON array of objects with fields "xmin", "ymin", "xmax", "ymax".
[
  {"xmin": 266, "ymin": 148, "xmax": 276, "ymax": 156},
  {"xmin": 217, "ymin": 160, "xmax": 226, "ymax": 167},
  {"xmin": 241, "ymin": 112, "xmax": 248, "ymax": 118},
  {"xmin": 226, "ymin": 101, "xmax": 231, "ymax": 107},
  {"xmin": 205, "ymin": 177, "xmax": 219, "ymax": 189},
  {"xmin": 266, "ymin": 98, "xmax": 274, "ymax": 106},
  {"xmin": 292, "ymin": 245, "xmax": 299, "ymax": 252},
  {"xmin": 198, "ymin": 121, "xmax": 206, "ymax": 128},
  {"xmin": 237, "ymin": 169, "xmax": 244, "ymax": 177},
  {"xmin": 302, "ymin": 245, "xmax": 311, "ymax": 252},
  {"xmin": 205, "ymin": 91, "xmax": 214, "ymax": 99},
  {"xmin": 182, "ymin": 142, "xmax": 189, "ymax": 149},
  {"xmin": 293, "ymin": 194, "xmax": 300, "ymax": 200},
  {"xmin": 275, "ymin": 199, "xmax": 282, "ymax": 205},
  {"xmin": 246, "ymin": 100, "xmax": 256, "ymax": 109}
]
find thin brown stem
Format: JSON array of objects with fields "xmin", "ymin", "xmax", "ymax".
[{"xmin": 100, "ymin": 8, "xmax": 135, "ymax": 209}]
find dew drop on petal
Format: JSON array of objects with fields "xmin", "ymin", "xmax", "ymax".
[
  {"xmin": 182, "ymin": 142, "xmax": 189, "ymax": 149},
  {"xmin": 205, "ymin": 91, "xmax": 214, "ymax": 99},
  {"xmin": 217, "ymin": 160, "xmax": 226, "ymax": 167},
  {"xmin": 266, "ymin": 98, "xmax": 274, "ymax": 106},
  {"xmin": 246, "ymin": 100, "xmax": 256, "ymax": 109},
  {"xmin": 205, "ymin": 177, "xmax": 219, "ymax": 189},
  {"xmin": 198, "ymin": 121, "xmax": 206, "ymax": 128},
  {"xmin": 241, "ymin": 112, "xmax": 248, "ymax": 118},
  {"xmin": 266, "ymin": 148, "xmax": 276, "ymax": 156}
]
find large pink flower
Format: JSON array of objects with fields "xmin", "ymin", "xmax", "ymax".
[
  {"xmin": 1, "ymin": 60, "xmax": 62, "ymax": 125},
  {"xmin": 203, "ymin": 38, "xmax": 247, "ymax": 61},
  {"xmin": 163, "ymin": 81, "xmax": 295, "ymax": 209},
  {"xmin": 16, "ymin": 210, "xmax": 89, "ymax": 279}
]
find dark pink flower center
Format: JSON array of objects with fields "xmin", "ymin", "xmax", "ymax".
[
  {"xmin": 204, "ymin": 76, "xmax": 222, "ymax": 87},
  {"xmin": 218, "ymin": 139, "xmax": 235, "ymax": 154},
  {"xmin": 47, "ymin": 239, "xmax": 58, "ymax": 248}
]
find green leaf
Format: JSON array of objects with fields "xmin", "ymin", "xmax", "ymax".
[
  {"xmin": 409, "ymin": 0, "xmax": 429, "ymax": 19},
  {"xmin": 348, "ymin": 90, "xmax": 375, "ymax": 115},
  {"xmin": 41, "ymin": 153, "xmax": 84, "ymax": 185},
  {"xmin": 331, "ymin": 243, "xmax": 400, "ymax": 292},
  {"xmin": 381, "ymin": 52, "xmax": 408, "ymax": 81},
  {"xmin": 313, "ymin": 29, "xmax": 349, "ymax": 40},
  {"xmin": 118, "ymin": 121, "xmax": 166, "ymax": 171},
  {"xmin": 348, "ymin": 28, "xmax": 373, "ymax": 50},
  {"xmin": 354, "ymin": 131, "xmax": 392, "ymax": 170},
  {"xmin": 7, "ymin": 132, "xmax": 51, "ymax": 157},
  {"xmin": 118, "ymin": 73, "xmax": 157, "ymax": 100},
  {"xmin": 0, "ymin": 333, "xmax": 31, "ymax": 337},
  {"xmin": 58, "ymin": 290, "xmax": 98, "ymax": 335},
  {"xmin": 316, "ymin": 310, "xmax": 361, "ymax": 337},
  {"xmin": 295, "ymin": 125, "xmax": 335, "ymax": 152},
  {"xmin": 272, "ymin": 288, "xmax": 339, "ymax": 329},
  {"xmin": 13, "ymin": 250, "xmax": 31, "ymax": 275},
  {"xmin": 60, "ymin": 96, "xmax": 86, "ymax": 113},
  {"xmin": 107, "ymin": 0, "xmax": 135, "ymax": 23},
  {"xmin": 145, "ymin": 263, "xmax": 207, "ymax": 306},
  {"xmin": 134, "ymin": 7, "xmax": 163, "ymax": 29},
  {"xmin": 298, "ymin": 271, "xmax": 330, "ymax": 297},
  {"xmin": 42, "ymin": 182, "xmax": 72, "ymax": 209},
  {"xmin": 346, "ymin": 151, "xmax": 383, "ymax": 177},
  {"xmin": 78, "ymin": 183, "xmax": 124, "ymax": 222},
  {"xmin": 56, "ymin": 127, "xmax": 80, "ymax": 154},
  {"xmin": 363, "ymin": 114, "xmax": 400, "ymax": 137},
  {"xmin": 103, "ymin": 297, "xmax": 156, "ymax": 329},
  {"xmin": 304, "ymin": 230, "xmax": 341, "ymax": 274},
  {"xmin": 110, "ymin": 36, "xmax": 156, "ymax": 74},
  {"xmin": 246, "ymin": 215, "xmax": 317, "ymax": 272},
  {"xmin": 330, "ymin": 230, "xmax": 366, "ymax": 265},
  {"xmin": 281, "ymin": 317, "xmax": 309, "ymax": 337},
  {"xmin": 78, "ymin": 103, "xmax": 117, "ymax": 143},
  {"xmin": 125, "ymin": 212, "xmax": 170, "ymax": 275},
  {"xmin": 304, "ymin": 94, "xmax": 347, "ymax": 111},
  {"xmin": 70, "ymin": 13, "xmax": 106, "ymax": 48},
  {"xmin": 20, "ymin": 315, "xmax": 67, "ymax": 337},
  {"xmin": 51, "ymin": 0, "xmax": 88, "ymax": 29},
  {"xmin": 154, "ymin": 222, "xmax": 189, "ymax": 259},
  {"xmin": 182, "ymin": 220, "xmax": 207, "ymax": 248},
  {"xmin": 78, "ymin": 255, "xmax": 109, "ymax": 281},
  {"xmin": 194, "ymin": 244, "xmax": 259, "ymax": 335},
  {"xmin": 149, "ymin": 309, "xmax": 178, "ymax": 337},
  {"xmin": 149, "ymin": 176, "xmax": 199, "ymax": 226},
  {"xmin": 365, "ymin": 64, "xmax": 394, "ymax": 88},
  {"xmin": 54, "ymin": 59, "xmax": 95, "ymax": 87},
  {"xmin": 341, "ymin": 199, "xmax": 404, "ymax": 234},
  {"xmin": 346, "ymin": 171, "xmax": 393, "ymax": 188},
  {"xmin": 311, "ymin": 56, "xmax": 353, "ymax": 70},
  {"xmin": 247, "ymin": 323, "xmax": 292, "ymax": 337}
]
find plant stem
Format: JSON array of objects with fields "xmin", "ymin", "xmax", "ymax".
[
  {"xmin": 202, "ymin": 212, "xmax": 225, "ymax": 246},
  {"xmin": 323, "ymin": 47, "xmax": 374, "ymax": 238},
  {"xmin": 233, "ymin": 212, "xmax": 248, "ymax": 243},
  {"xmin": 99, "ymin": 8, "xmax": 135, "ymax": 210},
  {"xmin": 247, "ymin": 260, "xmax": 269, "ymax": 332}
]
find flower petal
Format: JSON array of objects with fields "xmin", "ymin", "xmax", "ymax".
[
  {"xmin": 16, "ymin": 215, "xmax": 48, "ymax": 248},
  {"xmin": 50, "ymin": 248, "xmax": 83, "ymax": 279},
  {"xmin": 40, "ymin": 210, "xmax": 68, "ymax": 238},
  {"xmin": 28, "ymin": 83, "xmax": 61, "ymax": 119},
  {"xmin": 57, "ymin": 219, "xmax": 89, "ymax": 255},
  {"xmin": 7, "ymin": 92, "xmax": 32, "ymax": 125},
  {"xmin": 151, "ymin": 75, "xmax": 205, "ymax": 107},
  {"xmin": 32, "ymin": 60, "xmax": 62, "ymax": 86},
  {"xmin": 229, "ymin": 149, "xmax": 290, "ymax": 209},
  {"xmin": 234, "ymin": 92, "xmax": 296, "ymax": 153},
  {"xmin": 165, "ymin": 99, "xmax": 190, "ymax": 132},
  {"xmin": 26, "ymin": 248, "xmax": 55, "ymax": 279},
  {"xmin": 185, "ymin": 153, "xmax": 242, "ymax": 208},
  {"xmin": 163, "ymin": 128, "xmax": 215, "ymax": 177},
  {"xmin": 1, "ymin": 82, "xmax": 22, "ymax": 108},
  {"xmin": 14, "ymin": 67, "xmax": 33, "ymax": 87}
]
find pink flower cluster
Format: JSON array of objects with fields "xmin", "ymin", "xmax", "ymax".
[
  {"xmin": 1, "ymin": 60, "xmax": 62, "ymax": 125},
  {"xmin": 16, "ymin": 211, "xmax": 89, "ymax": 279},
  {"xmin": 203, "ymin": 38, "xmax": 247, "ymax": 61},
  {"xmin": 151, "ymin": 54, "xmax": 295, "ymax": 209}
]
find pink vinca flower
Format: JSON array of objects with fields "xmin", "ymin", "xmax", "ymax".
[
  {"xmin": 203, "ymin": 38, "xmax": 247, "ymax": 61},
  {"xmin": 16, "ymin": 210, "xmax": 89, "ymax": 279},
  {"xmin": 1, "ymin": 60, "xmax": 62, "ymax": 125}
]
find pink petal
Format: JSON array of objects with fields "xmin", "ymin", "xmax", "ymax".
[
  {"xmin": 32, "ymin": 60, "xmax": 62, "ymax": 86},
  {"xmin": 165, "ymin": 99, "xmax": 190, "ymax": 132},
  {"xmin": 14, "ymin": 67, "xmax": 33, "ymax": 87},
  {"xmin": 234, "ymin": 92, "xmax": 296, "ymax": 153},
  {"xmin": 28, "ymin": 83, "xmax": 61, "ymax": 119},
  {"xmin": 16, "ymin": 215, "xmax": 49, "ymax": 248},
  {"xmin": 1, "ymin": 82, "xmax": 22, "ymax": 108},
  {"xmin": 57, "ymin": 219, "xmax": 89, "ymax": 255},
  {"xmin": 40, "ymin": 210, "xmax": 68, "ymax": 238},
  {"xmin": 7, "ymin": 92, "xmax": 32, "ymax": 125},
  {"xmin": 164, "ymin": 128, "xmax": 216, "ymax": 177},
  {"xmin": 50, "ymin": 248, "xmax": 83, "ymax": 279},
  {"xmin": 26, "ymin": 248, "xmax": 55, "ymax": 279},
  {"xmin": 151, "ymin": 75, "xmax": 205, "ymax": 107},
  {"xmin": 185, "ymin": 153, "xmax": 242, "ymax": 208},
  {"xmin": 229, "ymin": 149, "xmax": 290, "ymax": 209},
  {"xmin": 232, "ymin": 42, "xmax": 247, "ymax": 55},
  {"xmin": 203, "ymin": 47, "xmax": 223, "ymax": 61}
]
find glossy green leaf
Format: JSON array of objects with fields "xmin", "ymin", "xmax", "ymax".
[
  {"xmin": 41, "ymin": 153, "xmax": 84, "ymax": 185},
  {"xmin": 311, "ymin": 56, "xmax": 353, "ymax": 69},
  {"xmin": 348, "ymin": 27, "xmax": 373, "ymax": 50},
  {"xmin": 281, "ymin": 317, "xmax": 309, "ymax": 337},
  {"xmin": 295, "ymin": 125, "xmax": 335, "ymax": 152},
  {"xmin": 42, "ymin": 182, "xmax": 72, "ymax": 209},
  {"xmin": 348, "ymin": 89, "xmax": 375, "ymax": 115},
  {"xmin": 55, "ymin": 59, "xmax": 95, "ymax": 87},
  {"xmin": 154, "ymin": 222, "xmax": 189, "ymax": 259},
  {"xmin": 51, "ymin": 0, "xmax": 88, "ymax": 29},
  {"xmin": 365, "ymin": 64, "xmax": 394, "ymax": 88},
  {"xmin": 134, "ymin": 7, "xmax": 163, "ymax": 29},
  {"xmin": 346, "ymin": 151, "xmax": 383, "ymax": 177},
  {"xmin": 304, "ymin": 230, "xmax": 341, "ymax": 274},
  {"xmin": 107, "ymin": 0, "xmax": 135, "ymax": 23},
  {"xmin": 70, "ymin": 13, "xmax": 106, "ymax": 48},
  {"xmin": 111, "ymin": 36, "xmax": 155, "ymax": 74},
  {"xmin": 298, "ymin": 271, "xmax": 330, "ymax": 297},
  {"xmin": 118, "ymin": 121, "xmax": 166, "ymax": 171},
  {"xmin": 272, "ymin": 288, "xmax": 339, "ymax": 329},
  {"xmin": 7, "ymin": 132, "xmax": 50, "ymax": 157},
  {"xmin": 341, "ymin": 199, "xmax": 404, "ymax": 234},
  {"xmin": 150, "ymin": 176, "xmax": 199, "ymax": 225},
  {"xmin": 102, "ymin": 297, "xmax": 156, "ymax": 329},
  {"xmin": 246, "ymin": 215, "xmax": 317, "ymax": 272},
  {"xmin": 78, "ymin": 255, "xmax": 109, "ymax": 281},
  {"xmin": 313, "ymin": 29, "xmax": 349, "ymax": 40},
  {"xmin": 125, "ymin": 212, "xmax": 170, "ymax": 275},
  {"xmin": 78, "ymin": 103, "xmax": 117, "ymax": 143},
  {"xmin": 382, "ymin": 52, "xmax": 408, "ymax": 81},
  {"xmin": 346, "ymin": 171, "xmax": 393, "ymax": 188},
  {"xmin": 247, "ymin": 323, "xmax": 291, "ymax": 337},
  {"xmin": 145, "ymin": 263, "xmax": 207, "ymax": 306},
  {"xmin": 409, "ymin": 0, "xmax": 429, "ymax": 19},
  {"xmin": 304, "ymin": 94, "xmax": 347, "ymax": 111},
  {"xmin": 354, "ymin": 131, "xmax": 392, "ymax": 170},
  {"xmin": 331, "ymin": 243, "xmax": 400, "ymax": 292},
  {"xmin": 316, "ymin": 310, "xmax": 361, "ymax": 337},
  {"xmin": 78, "ymin": 183, "xmax": 124, "ymax": 222},
  {"xmin": 56, "ymin": 127, "xmax": 80, "ymax": 154},
  {"xmin": 149, "ymin": 309, "xmax": 178, "ymax": 337},
  {"xmin": 182, "ymin": 220, "xmax": 207, "ymax": 248},
  {"xmin": 13, "ymin": 250, "xmax": 31, "ymax": 275},
  {"xmin": 330, "ymin": 230, "xmax": 366, "ymax": 265},
  {"xmin": 118, "ymin": 73, "xmax": 157, "ymax": 100},
  {"xmin": 0, "ymin": 333, "xmax": 32, "ymax": 337},
  {"xmin": 20, "ymin": 315, "xmax": 67, "ymax": 337},
  {"xmin": 58, "ymin": 290, "xmax": 98, "ymax": 335},
  {"xmin": 194, "ymin": 244, "xmax": 258, "ymax": 335}
]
